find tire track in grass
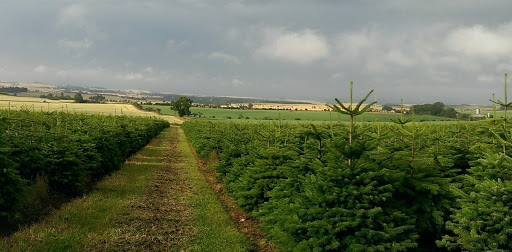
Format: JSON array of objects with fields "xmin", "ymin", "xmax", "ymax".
[
  {"xmin": 94, "ymin": 126, "xmax": 195, "ymax": 251},
  {"xmin": 182, "ymin": 131, "xmax": 278, "ymax": 252},
  {"xmin": 0, "ymin": 128, "xmax": 174, "ymax": 251},
  {"xmin": 175, "ymin": 127, "xmax": 253, "ymax": 251},
  {"xmin": 0, "ymin": 126, "xmax": 252, "ymax": 251}
]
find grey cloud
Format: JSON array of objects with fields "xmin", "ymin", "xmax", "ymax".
[
  {"xmin": 58, "ymin": 38, "xmax": 93, "ymax": 50},
  {"xmin": 445, "ymin": 23, "xmax": 512, "ymax": 58},
  {"xmin": 1, "ymin": 1, "xmax": 512, "ymax": 104},
  {"xmin": 255, "ymin": 28, "xmax": 329, "ymax": 64},
  {"xmin": 208, "ymin": 52, "xmax": 241, "ymax": 64}
]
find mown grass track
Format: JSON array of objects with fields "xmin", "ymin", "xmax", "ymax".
[{"xmin": 1, "ymin": 126, "xmax": 252, "ymax": 251}]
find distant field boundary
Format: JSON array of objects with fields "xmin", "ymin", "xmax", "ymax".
[
  {"xmin": 143, "ymin": 104, "xmax": 455, "ymax": 123},
  {"xmin": 0, "ymin": 94, "xmax": 184, "ymax": 124}
]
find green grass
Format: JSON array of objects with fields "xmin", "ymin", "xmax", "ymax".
[
  {"xmin": 489, "ymin": 111, "xmax": 512, "ymax": 118},
  {"xmin": 0, "ymin": 127, "xmax": 252, "ymax": 251},
  {"xmin": 177, "ymin": 127, "xmax": 252, "ymax": 251},
  {"xmin": 145, "ymin": 105, "xmax": 454, "ymax": 123},
  {"xmin": 0, "ymin": 129, "xmax": 171, "ymax": 251}
]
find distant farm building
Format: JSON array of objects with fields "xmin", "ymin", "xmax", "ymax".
[
  {"xmin": 470, "ymin": 109, "xmax": 491, "ymax": 120},
  {"xmin": 470, "ymin": 114, "xmax": 487, "ymax": 119}
]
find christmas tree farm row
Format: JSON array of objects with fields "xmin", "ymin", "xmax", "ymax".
[
  {"xmin": 0, "ymin": 109, "xmax": 169, "ymax": 223},
  {"xmin": 183, "ymin": 119, "xmax": 512, "ymax": 251}
]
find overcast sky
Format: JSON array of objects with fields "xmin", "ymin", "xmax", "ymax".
[{"xmin": 1, "ymin": 1, "xmax": 512, "ymax": 104}]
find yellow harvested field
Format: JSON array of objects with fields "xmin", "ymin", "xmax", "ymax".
[
  {"xmin": 0, "ymin": 95, "xmax": 184, "ymax": 124},
  {"xmin": 232, "ymin": 103, "xmax": 383, "ymax": 111},
  {"xmin": 252, "ymin": 103, "xmax": 330, "ymax": 111}
]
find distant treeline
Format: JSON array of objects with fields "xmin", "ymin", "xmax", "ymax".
[
  {"xmin": 132, "ymin": 102, "xmax": 161, "ymax": 114},
  {"xmin": 412, "ymin": 102, "xmax": 457, "ymax": 118},
  {"xmin": 40, "ymin": 93, "xmax": 73, "ymax": 100},
  {"xmin": 34, "ymin": 84, "xmax": 312, "ymax": 106},
  {"xmin": 0, "ymin": 87, "xmax": 28, "ymax": 93},
  {"xmin": 159, "ymin": 94, "xmax": 310, "ymax": 105},
  {"xmin": 40, "ymin": 93, "xmax": 106, "ymax": 103}
]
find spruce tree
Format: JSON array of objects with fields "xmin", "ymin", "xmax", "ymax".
[
  {"xmin": 0, "ymin": 117, "xmax": 26, "ymax": 220},
  {"xmin": 440, "ymin": 74, "xmax": 512, "ymax": 251}
]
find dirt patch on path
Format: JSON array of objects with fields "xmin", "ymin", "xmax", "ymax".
[{"xmin": 96, "ymin": 127, "xmax": 195, "ymax": 251}]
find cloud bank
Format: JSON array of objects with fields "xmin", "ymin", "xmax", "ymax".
[
  {"xmin": 1, "ymin": 0, "xmax": 512, "ymax": 104},
  {"xmin": 256, "ymin": 28, "xmax": 329, "ymax": 64}
]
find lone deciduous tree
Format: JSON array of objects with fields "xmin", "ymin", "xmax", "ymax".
[
  {"xmin": 73, "ymin": 93, "xmax": 85, "ymax": 103},
  {"xmin": 382, "ymin": 104, "xmax": 393, "ymax": 111},
  {"xmin": 171, "ymin": 96, "xmax": 193, "ymax": 117}
]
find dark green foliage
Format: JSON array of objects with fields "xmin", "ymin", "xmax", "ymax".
[
  {"xmin": 258, "ymin": 135, "xmax": 419, "ymax": 251},
  {"xmin": 184, "ymin": 120, "xmax": 485, "ymax": 250},
  {"xmin": 0, "ymin": 159, "xmax": 24, "ymax": 219},
  {"xmin": 0, "ymin": 117, "xmax": 26, "ymax": 220},
  {"xmin": 182, "ymin": 114, "xmax": 512, "ymax": 251},
  {"xmin": 412, "ymin": 102, "xmax": 457, "ymax": 118},
  {"xmin": 440, "ymin": 75, "xmax": 512, "ymax": 250},
  {"xmin": 73, "ymin": 93, "xmax": 85, "ymax": 103},
  {"xmin": 440, "ymin": 107, "xmax": 457, "ymax": 118},
  {"xmin": 182, "ymin": 75, "xmax": 512, "ymax": 251},
  {"xmin": 0, "ymin": 110, "xmax": 169, "ymax": 219},
  {"xmin": 182, "ymin": 79, "xmax": 512, "ymax": 250},
  {"xmin": 0, "ymin": 87, "xmax": 28, "ymax": 93},
  {"xmin": 228, "ymin": 147, "xmax": 297, "ymax": 211},
  {"xmin": 382, "ymin": 104, "xmax": 393, "ymax": 111},
  {"xmin": 440, "ymin": 121, "xmax": 512, "ymax": 250},
  {"xmin": 40, "ymin": 92, "xmax": 73, "ymax": 100},
  {"xmin": 440, "ymin": 178, "xmax": 512, "ymax": 251},
  {"xmin": 88, "ymin": 94, "xmax": 105, "ymax": 103},
  {"xmin": 171, "ymin": 96, "xmax": 193, "ymax": 117}
]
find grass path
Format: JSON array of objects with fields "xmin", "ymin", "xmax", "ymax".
[{"xmin": 0, "ymin": 126, "xmax": 252, "ymax": 251}]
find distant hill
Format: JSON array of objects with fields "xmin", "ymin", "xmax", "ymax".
[
  {"xmin": 1, "ymin": 82, "xmax": 314, "ymax": 105},
  {"xmin": 60, "ymin": 85, "xmax": 313, "ymax": 105},
  {"xmin": 156, "ymin": 93, "xmax": 311, "ymax": 105},
  {"xmin": 53, "ymin": 84, "xmax": 313, "ymax": 105}
]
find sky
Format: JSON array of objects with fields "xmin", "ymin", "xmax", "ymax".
[{"xmin": 1, "ymin": 0, "xmax": 512, "ymax": 105}]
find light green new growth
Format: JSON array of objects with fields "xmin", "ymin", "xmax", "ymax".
[
  {"xmin": 493, "ymin": 93, "xmax": 497, "ymax": 123},
  {"xmin": 390, "ymin": 99, "xmax": 412, "ymax": 126},
  {"xmin": 327, "ymin": 81, "xmax": 376, "ymax": 166},
  {"xmin": 327, "ymin": 81, "xmax": 376, "ymax": 145},
  {"xmin": 491, "ymin": 73, "xmax": 511, "ymax": 154}
]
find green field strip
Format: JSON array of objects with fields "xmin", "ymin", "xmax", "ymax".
[{"xmin": 176, "ymin": 127, "xmax": 253, "ymax": 251}]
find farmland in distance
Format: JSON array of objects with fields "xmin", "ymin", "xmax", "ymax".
[{"xmin": 143, "ymin": 105, "xmax": 452, "ymax": 123}]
